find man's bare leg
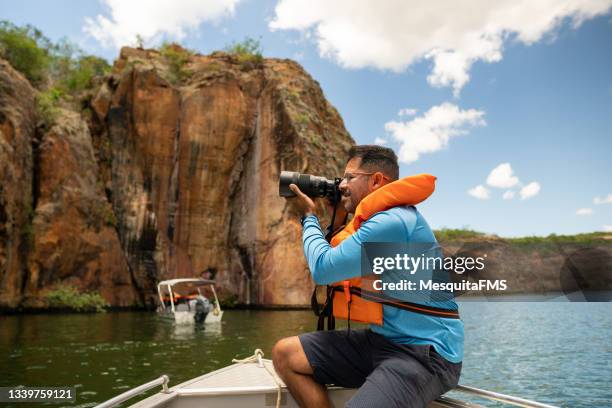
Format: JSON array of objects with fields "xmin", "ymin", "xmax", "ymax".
[{"xmin": 272, "ymin": 336, "xmax": 331, "ymax": 408}]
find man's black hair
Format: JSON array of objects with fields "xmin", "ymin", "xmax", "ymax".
[{"xmin": 348, "ymin": 145, "xmax": 399, "ymax": 181}]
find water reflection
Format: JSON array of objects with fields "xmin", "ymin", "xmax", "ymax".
[{"xmin": 167, "ymin": 321, "xmax": 223, "ymax": 340}]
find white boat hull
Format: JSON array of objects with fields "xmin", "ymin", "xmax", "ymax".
[
  {"xmin": 158, "ymin": 310, "xmax": 224, "ymax": 325},
  {"xmin": 129, "ymin": 359, "xmax": 483, "ymax": 408},
  {"xmin": 205, "ymin": 310, "xmax": 223, "ymax": 324}
]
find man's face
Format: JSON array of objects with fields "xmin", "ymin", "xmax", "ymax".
[{"xmin": 338, "ymin": 157, "xmax": 375, "ymax": 213}]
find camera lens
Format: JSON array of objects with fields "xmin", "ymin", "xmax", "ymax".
[{"xmin": 279, "ymin": 171, "xmax": 339, "ymax": 203}]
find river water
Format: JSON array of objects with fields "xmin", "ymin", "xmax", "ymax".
[{"xmin": 1, "ymin": 302, "xmax": 610, "ymax": 407}]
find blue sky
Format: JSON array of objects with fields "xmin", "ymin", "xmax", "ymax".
[{"xmin": 2, "ymin": 0, "xmax": 611, "ymax": 237}]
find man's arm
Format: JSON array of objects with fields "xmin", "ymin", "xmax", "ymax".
[{"xmin": 302, "ymin": 210, "xmax": 411, "ymax": 285}]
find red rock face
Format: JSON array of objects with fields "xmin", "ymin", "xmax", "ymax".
[
  {"xmin": 0, "ymin": 57, "xmax": 140, "ymax": 309},
  {"xmin": 0, "ymin": 47, "xmax": 354, "ymax": 309},
  {"xmin": 0, "ymin": 47, "xmax": 353, "ymax": 309},
  {"xmin": 0, "ymin": 60, "xmax": 36, "ymax": 308},
  {"xmin": 23, "ymin": 110, "xmax": 139, "ymax": 307},
  {"xmin": 90, "ymin": 47, "xmax": 354, "ymax": 306}
]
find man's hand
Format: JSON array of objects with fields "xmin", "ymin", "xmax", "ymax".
[{"xmin": 289, "ymin": 184, "xmax": 316, "ymax": 217}]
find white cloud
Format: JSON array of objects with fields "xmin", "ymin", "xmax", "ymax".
[
  {"xmin": 270, "ymin": 0, "xmax": 612, "ymax": 95},
  {"xmin": 503, "ymin": 190, "xmax": 515, "ymax": 200},
  {"xmin": 84, "ymin": 0, "xmax": 240, "ymax": 48},
  {"xmin": 473, "ymin": 165, "xmax": 540, "ymax": 201},
  {"xmin": 576, "ymin": 207, "xmax": 593, "ymax": 215},
  {"xmin": 520, "ymin": 182, "xmax": 541, "ymax": 200},
  {"xmin": 603, "ymin": 225, "xmax": 612, "ymax": 232},
  {"xmin": 594, "ymin": 194, "xmax": 612, "ymax": 204},
  {"xmin": 398, "ymin": 108, "xmax": 417, "ymax": 117},
  {"xmin": 374, "ymin": 137, "xmax": 387, "ymax": 146},
  {"xmin": 384, "ymin": 102, "xmax": 485, "ymax": 163},
  {"xmin": 468, "ymin": 185, "xmax": 490, "ymax": 200},
  {"xmin": 486, "ymin": 163, "xmax": 520, "ymax": 188}
]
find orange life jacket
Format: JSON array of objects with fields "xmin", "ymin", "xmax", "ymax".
[{"xmin": 328, "ymin": 173, "xmax": 438, "ymax": 326}]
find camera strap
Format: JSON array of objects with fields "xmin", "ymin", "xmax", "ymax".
[
  {"xmin": 312, "ymin": 205, "xmax": 346, "ymax": 331},
  {"xmin": 311, "ymin": 286, "xmax": 336, "ymax": 330}
]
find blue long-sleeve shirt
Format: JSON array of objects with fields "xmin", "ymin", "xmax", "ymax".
[{"xmin": 302, "ymin": 206, "xmax": 464, "ymax": 363}]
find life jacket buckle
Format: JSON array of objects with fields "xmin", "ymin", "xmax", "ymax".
[{"xmin": 343, "ymin": 281, "xmax": 351, "ymax": 303}]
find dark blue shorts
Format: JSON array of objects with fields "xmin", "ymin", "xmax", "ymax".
[{"xmin": 299, "ymin": 329, "xmax": 461, "ymax": 408}]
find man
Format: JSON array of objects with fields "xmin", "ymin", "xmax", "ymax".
[{"xmin": 272, "ymin": 145, "xmax": 464, "ymax": 408}]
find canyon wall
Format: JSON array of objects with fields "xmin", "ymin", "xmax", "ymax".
[{"xmin": 0, "ymin": 47, "xmax": 354, "ymax": 309}]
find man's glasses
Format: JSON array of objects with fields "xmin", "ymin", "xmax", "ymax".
[{"xmin": 341, "ymin": 172, "xmax": 390, "ymax": 183}]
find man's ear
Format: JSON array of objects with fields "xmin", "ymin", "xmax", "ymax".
[{"xmin": 369, "ymin": 172, "xmax": 386, "ymax": 191}]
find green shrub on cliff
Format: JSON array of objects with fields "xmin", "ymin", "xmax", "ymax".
[
  {"xmin": 226, "ymin": 37, "xmax": 263, "ymax": 68},
  {"xmin": 159, "ymin": 42, "xmax": 193, "ymax": 84},
  {"xmin": 0, "ymin": 21, "xmax": 51, "ymax": 85},
  {"xmin": 57, "ymin": 53, "xmax": 110, "ymax": 92},
  {"xmin": 36, "ymin": 87, "xmax": 63, "ymax": 124},
  {"xmin": 508, "ymin": 232, "xmax": 611, "ymax": 246},
  {"xmin": 45, "ymin": 285, "xmax": 108, "ymax": 312},
  {"xmin": 1, "ymin": 21, "xmax": 111, "ymax": 126},
  {"xmin": 92, "ymin": 203, "xmax": 117, "ymax": 228},
  {"xmin": 219, "ymin": 293, "xmax": 239, "ymax": 308},
  {"xmin": 0, "ymin": 20, "xmax": 110, "ymax": 93},
  {"xmin": 434, "ymin": 228, "xmax": 484, "ymax": 241}
]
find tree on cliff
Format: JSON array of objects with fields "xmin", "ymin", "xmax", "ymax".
[
  {"xmin": 0, "ymin": 20, "xmax": 111, "ymax": 123},
  {"xmin": 0, "ymin": 21, "xmax": 51, "ymax": 85},
  {"xmin": 1, "ymin": 20, "xmax": 110, "ymax": 90}
]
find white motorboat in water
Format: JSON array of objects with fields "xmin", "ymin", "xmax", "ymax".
[
  {"xmin": 157, "ymin": 278, "xmax": 223, "ymax": 325},
  {"xmin": 96, "ymin": 350, "xmax": 559, "ymax": 408}
]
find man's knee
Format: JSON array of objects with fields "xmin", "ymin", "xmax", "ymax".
[
  {"xmin": 272, "ymin": 336, "xmax": 311, "ymax": 376},
  {"xmin": 271, "ymin": 337, "xmax": 293, "ymax": 369}
]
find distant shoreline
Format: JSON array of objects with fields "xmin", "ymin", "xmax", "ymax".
[{"xmin": 2, "ymin": 291, "xmax": 610, "ymax": 316}]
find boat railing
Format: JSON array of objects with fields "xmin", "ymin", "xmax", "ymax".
[
  {"xmin": 95, "ymin": 375, "xmax": 559, "ymax": 408},
  {"xmin": 453, "ymin": 385, "xmax": 559, "ymax": 408},
  {"xmin": 94, "ymin": 375, "xmax": 169, "ymax": 408}
]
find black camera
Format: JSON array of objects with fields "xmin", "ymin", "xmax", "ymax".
[{"xmin": 279, "ymin": 171, "xmax": 342, "ymax": 204}]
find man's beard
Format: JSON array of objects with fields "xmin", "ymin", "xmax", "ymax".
[{"xmin": 341, "ymin": 193, "xmax": 355, "ymax": 214}]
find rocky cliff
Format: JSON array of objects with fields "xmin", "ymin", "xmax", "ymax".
[
  {"xmin": 0, "ymin": 60, "xmax": 36, "ymax": 308},
  {"xmin": 0, "ymin": 46, "xmax": 354, "ymax": 309},
  {"xmin": 441, "ymin": 235, "xmax": 612, "ymax": 300},
  {"xmin": 25, "ymin": 109, "xmax": 138, "ymax": 308},
  {"xmin": 1, "ymin": 47, "xmax": 609, "ymax": 311},
  {"xmin": 90, "ymin": 46, "xmax": 353, "ymax": 307}
]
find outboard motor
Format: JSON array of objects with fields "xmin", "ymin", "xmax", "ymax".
[{"xmin": 194, "ymin": 295, "xmax": 212, "ymax": 323}]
